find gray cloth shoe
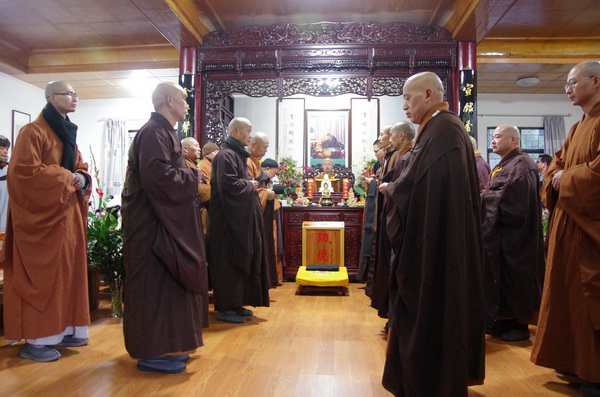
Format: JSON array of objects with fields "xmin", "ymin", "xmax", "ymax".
[
  {"xmin": 19, "ymin": 343, "xmax": 61, "ymax": 362},
  {"xmin": 216, "ymin": 310, "xmax": 247, "ymax": 323},
  {"xmin": 53, "ymin": 335, "xmax": 89, "ymax": 347}
]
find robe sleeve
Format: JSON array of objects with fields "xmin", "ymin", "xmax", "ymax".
[{"xmin": 558, "ymin": 118, "xmax": 600, "ymax": 246}]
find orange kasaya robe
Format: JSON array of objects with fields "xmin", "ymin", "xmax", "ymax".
[
  {"xmin": 531, "ymin": 101, "xmax": 600, "ymax": 382},
  {"xmin": 247, "ymin": 156, "xmax": 282, "ymax": 284},
  {"xmin": 3, "ymin": 114, "xmax": 91, "ymax": 340},
  {"xmin": 186, "ymin": 157, "xmax": 210, "ymax": 236}
]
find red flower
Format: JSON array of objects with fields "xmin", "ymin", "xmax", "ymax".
[{"xmin": 96, "ymin": 188, "xmax": 104, "ymax": 197}]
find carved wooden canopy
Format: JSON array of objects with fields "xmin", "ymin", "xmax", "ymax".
[{"xmin": 196, "ymin": 21, "xmax": 457, "ymax": 145}]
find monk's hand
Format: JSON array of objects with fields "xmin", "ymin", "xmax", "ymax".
[
  {"xmin": 72, "ymin": 172, "xmax": 85, "ymax": 191},
  {"xmin": 251, "ymin": 180, "xmax": 259, "ymax": 191},
  {"xmin": 552, "ymin": 170, "xmax": 563, "ymax": 191},
  {"xmin": 379, "ymin": 182, "xmax": 389, "ymax": 194}
]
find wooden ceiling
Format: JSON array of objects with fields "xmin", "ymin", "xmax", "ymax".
[{"xmin": 1, "ymin": 0, "xmax": 599, "ymax": 99}]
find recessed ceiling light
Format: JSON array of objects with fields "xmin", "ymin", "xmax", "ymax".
[{"xmin": 516, "ymin": 77, "xmax": 540, "ymax": 87}]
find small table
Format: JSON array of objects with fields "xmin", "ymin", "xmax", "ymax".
[{"xmin": 296, "ymin": 221, "xmax": 349, "ymax": 295}]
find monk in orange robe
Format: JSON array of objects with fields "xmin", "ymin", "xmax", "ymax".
[
  {"xmin": 3, "ymin": 81, "xmax": 91, "ymax": 362},
  {"xmin": 531, "ymin": 60, "xmax": 600, "ymax": 396}
]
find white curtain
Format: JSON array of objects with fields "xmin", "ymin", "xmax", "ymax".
[
  {"xmin": 543, "ymin": 115, "xmax": 566, "ymax": 156},
  {"xmin": 102, "ymin": 119, "xmax": 127, "ymax": 203}
]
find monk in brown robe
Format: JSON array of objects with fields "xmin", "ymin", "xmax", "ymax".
[
  {"xmin": 365, "ymin": 125, "xmax": 395, "ymax": 298},
  {"xmin": 3, "ymin": 81, "xmax": 91, "ymax": 362},
  {"xmin": 531, "ymin": 60, "xmax": 600, "ymax": 396},
  {"xmin": 481, "ymin": 124, "xmax": 544, "ymax": 342},
  {"xmin": 208, "ymin": 117, "xmax": 270, "ymax": 324},
  {"xmin": 382, "ymin": 72, "xmax": 485, "ymax": 396},
  {"xmin": 372, "ymin": 121, "xmax": 415, "ymax": 320},
  {"xmin": 122, "ymin": 82, "xmax": 208, "ymax": 374},
  {"xmin": 182, "ymin": 137, "xmax": 211, "ymax": 235},
  {"xmin": 247, "ymin": 132, "xmax": 281, "ymax": 287},
  {"xmin": 470, "ymin": 136, "xmax": 491, "ymax": 192}
]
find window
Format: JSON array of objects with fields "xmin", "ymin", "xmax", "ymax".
[{"xmin": 487, "ymin": 127, "xmax": 545, "ymax": 169}]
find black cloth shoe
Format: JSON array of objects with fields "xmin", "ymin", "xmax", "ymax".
[
  {"xmin": 581, "ymin": 383, "xmax": 600, "ymax": 397},
  {"xmin": 19, "ymin": 343, "xmax": 61, "ymax": 362},
  {"xmin": 234, "ymin": 307, "xmax": 254, "ymax": 317},
  {"xmin": 216, "ymin": 310, "xmax": 247, "ymax": 323},
  {"xmin": 500, "ymin": 328, "xmax": 530, "ymax": 342},
  {"xmin": 485, "ymin": 319, "xmax": 516, "ymax": 337},
  {"xmin": 137, "ymin": 357, "xmax": 186, "ymax": 374}
]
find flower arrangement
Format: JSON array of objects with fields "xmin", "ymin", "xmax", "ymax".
[
  {"xmin": 541, "ymin": 206, "xmax": 550, "ymax": 237},
  {"xmin": 87, "ymin": 150, "xmax": 124, "ymax": 317},
  {"xmin": 353, "ymin": 158, "xmax": 377, "ymax": 198},
  {"xmin": 276, "ymin": 157, "xmax": 303, "ymax": 196}
]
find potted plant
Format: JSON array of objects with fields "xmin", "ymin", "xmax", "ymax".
[
  {"xmin": 87, "ymin": 151, "xmax": 124, "ymax": 317},
  {"xmin": 276, "ymin": 157, "xmax": 303, "ymax": 199}
]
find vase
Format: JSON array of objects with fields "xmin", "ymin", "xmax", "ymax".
[{"xmin": 108, "ymin": 279, "xmax": 124, "ymax": 318}]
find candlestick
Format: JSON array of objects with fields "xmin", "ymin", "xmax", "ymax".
[{"xmin": 343, "ymin": 178, "xmax": 349, "ymax": 198}]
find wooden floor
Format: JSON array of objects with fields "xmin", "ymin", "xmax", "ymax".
[{"xmin": 0, "ymin": 283, "xmax": 583, "ymax": 397}]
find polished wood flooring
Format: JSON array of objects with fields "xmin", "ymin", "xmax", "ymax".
[{"xmin": 0, "ymin": 283, "xmax": 583, "ymax": 397}]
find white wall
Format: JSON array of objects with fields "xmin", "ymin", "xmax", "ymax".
[
  {"xmin": 0, "ymin": 72, "xmax": 153, "ymax": 172},
  {"xmin": 1, "ymin": 71, "xmax": 581, "ymax": 176},
  {"xmin": 476, "ymin": 93, "xmax": 581, "ymax": 155},
  {"xmin": 73, "ymin": 97, "xmax": 153, "ymax": 167},
  {"xmin": 234, "ymin": 94, "xmax": 407, "ymax": 165},
  {"xmin": 0, "ymin": 73, "xmax": 46, "ymax": 146}
]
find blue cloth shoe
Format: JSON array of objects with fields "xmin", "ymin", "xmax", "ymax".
[
  {"xmin": 166, "ymin": 354, "xmax": 190, "ymax": 362},
  {"xmin": 19, "ymin": 343, "xmax": 61, "ymax": 362},
  {"xmin": 234, "ymin": 307, "xmax": 254, "ymax": 317},
  {"xmin": 137, "ymin": 357, "xmax": 186, "ymax": 374},
  {"xmin": 53, "ymin": 335, "xmax": 89, "ymax": 347},
  {"xmin": 216, "ymin": 310, "xmax": 247, "ymax": 323}
]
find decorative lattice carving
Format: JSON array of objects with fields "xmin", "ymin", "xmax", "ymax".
[{"xmin": 203, "ymin": 21, "xmax": 452, "ymax": 47}]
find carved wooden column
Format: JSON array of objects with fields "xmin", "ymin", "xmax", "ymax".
[
  {"xmin": 457, "ymin": 41, "xmax": 477, "ymax": 137},
  {"xmin": 179, "ymin": 46, "xmax": 196, "ymax": 140}
]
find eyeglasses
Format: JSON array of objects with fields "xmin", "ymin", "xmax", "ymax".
[
  {"xmin": 564, "ymin": 76, "xmax": 596, "ymax": 91},
  {"xmin": 53, "ymin": 91, "xmax": 79, "ymax": 99}
]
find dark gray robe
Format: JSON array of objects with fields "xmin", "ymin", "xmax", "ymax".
[
  {"xmin": 383, "ymin": 106, "xmax": 485, "ymax": 397},
  {"xmin": 208, "ymin": 137, "xmax": 270, "ymax": 310},
  {"xmin": 481, "ymin": 148, "xmax": 544, "ymax": 326},
  {"xmin": 122, "ymin": 112, "xmax": 208, "ymax": 359}
]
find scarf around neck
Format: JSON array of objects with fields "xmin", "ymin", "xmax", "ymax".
[
  {"xmin": 42, "ymin": 103, "xmax": 78, "ymax": 172},
  {"xmin": 225, "ymin": 135, "xmax": 251, "ymax": 158}
]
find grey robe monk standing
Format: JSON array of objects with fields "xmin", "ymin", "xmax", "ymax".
[
  {"xmin": 481, "ymin": 124, "xmax": 544, "ymax": 342},
  {"xmin": 208, "ymin": 117, "xmax": 270, "ymax": 324},
  {"xmin": 122, "ymin": 82, "xmax": 208, "ymax": 374},
  {"xmin": 382, "ymin": 72, "xmax": 485, "ymax": 397}
]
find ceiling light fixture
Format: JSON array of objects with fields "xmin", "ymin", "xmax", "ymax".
[{"xmin": 516, "ymin": 76, "xmax": 540, "ymax": 87}]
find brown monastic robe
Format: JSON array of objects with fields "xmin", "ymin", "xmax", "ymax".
[
  {"xmin": 122, "ymin": 112, "xmax": 208, "ymax": 359},
  {"xmin": 382, "ymin": 103, "xmax": 485, "ymax": 396},
  {"xmin": 371, "ymin": 145, "xmax": 412, "ymax": 318},
  {"xmin": 480, "ymin": 148, "xmax": 544, "ymax": 326},
  {"xmin": 208, "ymin": 137, "xmax": 270, "ymax": 310},
  {"xmin": 531, "ymin": 101, "xmax": 600, "ymax": 382},
  {"xmin": 3, "ymin": 113, "xmax": 91, "ymax": 340}
]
